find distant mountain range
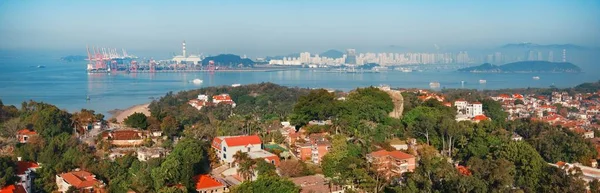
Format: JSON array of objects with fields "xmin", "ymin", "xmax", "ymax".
[
  {"xmin": 60, "ymin": 55, "xmax": 87, "ymax": 62},
  {"xmin": 201, "ymin": 54, "xmax": 254, "ymax": 67},
  {"xmin": 319, "ymin": 49, "xmax": 344, "ymax": 58},
  {"xmin": 458, "ymin": 61, "xmax": 581, "ymax": 73}
]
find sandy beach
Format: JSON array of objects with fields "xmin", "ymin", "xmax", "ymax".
[{"xmin": 111, "ymin": 103, "xmax": 151, "ymax": 123}]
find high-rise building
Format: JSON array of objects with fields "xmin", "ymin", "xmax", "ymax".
[
  {"xmin": 548, "ymin": 51, "xmax": 554, "ymax": 62},
  {"xmin": 300, "ymin": 52, "xmax": 311, "ymax": 64},
  {"xmin": 527, "ymin": 50, "xmax": 535, "ymax": 61},
  {"xmin": 562, "ymin": 49, "xmax": 567, "ymax": 62},
  {"xmin": 537, "ymin": 51, "xmax": 543, "ymax": 61},
  {"xmin": 345, "ymin": 49, "xmax": 357, "ymax": 65},
  {"xmin": 494, "ymin": 52, "xmax": 502, "ymax": 64}
]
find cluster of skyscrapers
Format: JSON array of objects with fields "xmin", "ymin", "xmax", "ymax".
[
  {"xmin": 484, "ymin": 49, "xmax": 567, "ymax": 65},
  {"xmin": 269, "ymin": 49, "xmax": 472, "ymax": 66}
]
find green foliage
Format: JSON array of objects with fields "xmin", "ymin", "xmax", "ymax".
[
  {"xmin": 255, "ymin": 159, "xmax": 277, "ymax": 177},
  {"xmin": 290, "ymin": 89, "xmax": 337, "ymax": 127},
  {"xmin": 160, "ymin": 116, "xmax": 180, "ymax": 137},
  {"xmin": 20, "ymin": 101, "xmax": 72, "ymax": 138},
  {"xmin": 495, "ymin": 141, "xmax": 545, "ymax": 189},
  {"xmin": 231, "ymin": 176, "xmax": 300, "ymax": 193},
  {"xmin": 481, "ymin": 99, "xmax": 508, "ymax": 125},
  {"xmin": 0, "ymin": 156, "xmax": 17, "ymax": 187},
  {"xmin": 512, "ymin": 119, "xmax": 597, "ymax": 164},
  {"xmin": 151, "ymin": 138, "xmax": 208, "ymax": 190},
  {"xmin": 124, "ymin": 112, "xmax": 149, "ymax": 129}
]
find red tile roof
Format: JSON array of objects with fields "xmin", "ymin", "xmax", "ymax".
[
  {"xmin": 108, "ymin": 130, "xmax": 142, "ymax": 140},
  {"xmin": 213, "ymin": 94, "xmax": 232, "ymax": 101},
  {"xmin": 223, "ymin": 135, "xmax": 262, "ymax": 147},
  {"xmin": 498, "ymin": 94, "xmax": 511, "ymax": 98},
  {"xmin": 369, "ymin": 149, "xmax": 414, "ymax": 160},
  {"xmin": 16, "ymin": 129, "xmax": 36, "ymax": 135},
  {"xmin": 472, "ymin": 115, "xmax": 489, "ymax": 121},
  {"xmin": 513, "ymin": 94, "xmax": 524, "ymax": 99},
  {"xmin": 16, "ymin": 161, "xmax": 39, "ymax": 175},
  {"xmin": 472, "ymin": 101, "xmax": 482, "ymax": 104},
  {"xmin": 456, "ymin": 165, "xmax": 472, "ymax": 176},
  {"xmin": 193, "ymin": 174, "xmax": 224, "ymax": 190},
  {"xmin": 0, "ymin": 185, "xmax": 26, "ymax": 193},
  {"xmin": 59, "ymin": 171, "xmax": 101, "ymax": 189}
]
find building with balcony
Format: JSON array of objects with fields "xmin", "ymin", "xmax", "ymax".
[{"xmin": 367, "ymin": 150, "xmax": 416, "ymax": 179}]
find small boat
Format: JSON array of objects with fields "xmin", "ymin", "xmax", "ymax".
[
  {"xmin": 479, "ymin": 79, "xmax": 487, "ymax": 84},
  {"xmin": 232, "ymin": 84, "xmax": 241, "ymax": 87},
  {"xmin": 86, "ymin": 95, "xmax": 90, "ymax": 101},
  {"xmin": 533, "ymin": 76, "xmax": 540, "ymax": 80},
  {"xmin": 37, "ymin": 65, "xmax": 46, "ymax": 68},
  {"xmin": 192, "ymin": 79, "xmax": 203, "ymax": 84},
  {"xmin": 429, "ymin": 82, "xmax": 440, "ymax": 88}
]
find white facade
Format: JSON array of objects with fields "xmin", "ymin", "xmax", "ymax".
[
  {"xmin": 455, "ymin": 101, "xmax": 483, "ymax": 117},
  {"xmin": 212, "ymin": 136, "xmax": 262, "ymax": 165}
]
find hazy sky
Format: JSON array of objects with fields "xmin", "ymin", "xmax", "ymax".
[{"xmin": 1, "ymin": 0, "xmax": 599, "ymax": 57}]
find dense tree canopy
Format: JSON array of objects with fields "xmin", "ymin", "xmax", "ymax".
[
  {"xmin": 124, "ymin": 112, "xmax": 149, "ymax": 130},
  {"xmin": 231, "ymin": 176, "xmax": 300, "ymax": 193}
]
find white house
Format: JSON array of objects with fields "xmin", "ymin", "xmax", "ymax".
[
  {"xmin": 212, "ymin": 135, "xmax": 263, "ymax": 165},
  {"xmin": 455, "ymin": 100, "xmax": 484, "ymax": 121},
  {"xmin": 14, "ymin": 159, "xmax": 40, "ymax": 193}
]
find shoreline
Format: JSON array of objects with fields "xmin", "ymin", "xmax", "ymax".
[{"xmin": 110, "ymin": 103, "xmax": 151, "ymax": 123}]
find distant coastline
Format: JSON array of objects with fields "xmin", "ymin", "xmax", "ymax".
[{"xmin": 458, "ymin": 61, "xmax": 581, "ymax": 73}]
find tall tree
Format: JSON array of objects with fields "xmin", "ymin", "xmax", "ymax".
[{"xmin": 124, "ymin": 112, "xmax": 149, "ymax": 130}]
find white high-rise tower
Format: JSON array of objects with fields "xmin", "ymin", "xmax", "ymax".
[
  {"xmin": 562, "ymin": 49, "xmax": 566, "ymax": 62},
  {"xmin": 182, "ymin": 41, "xmax": 187, "ymax": 58}
]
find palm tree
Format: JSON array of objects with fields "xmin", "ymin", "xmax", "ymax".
[
  {"xmin": 233, "ymin": 151, "xmax": 250, "ymax": 165},
  {"xmin": 233, "ymin": 151, "xmax": 255, "ymax": 181}
]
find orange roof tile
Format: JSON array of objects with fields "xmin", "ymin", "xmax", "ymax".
[
  {"xmin": 0, "ymin": 185, "xmax": 26, "ymax": 193},
  {"xmin": 456, "ymin": 165, "xmax": 472, "ymax": 176},
  {"xmin": 109, "ymin": 130, "xmax": 142, "ymax": 140},
  {"xmin": 193, "ymin": 174, "xmax": 224, "ymax": 190},
  {"xmin": 369, "ymin": 149, "xmax": 414, "ymax": 160},
  {"xmin": 213, "ymin": 94, "xmax": 232, "ymax": 101},
  {"xmin": 498, "ymin": 94, "xmax": 511, "ymax": 98},
  {"xmin": 16, "ymin": 161, "xmax": 39, "ymax": 175},
  {"xmin": 59, "ymin": 171, "xmax": 101, "ymax": 189},
  {"xmin": 222, "ymin": 135, "xmax": 262, "ymax": 147},
  {"xmin": 16, "ymin": 129, "xmax": 36, "ymax": 135},
  {"xmin": 472, "ymin": 115, "xmax": 489, "ymax": 121}
]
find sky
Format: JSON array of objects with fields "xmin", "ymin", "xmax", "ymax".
[{"xmin": 0, "ymin": 0, "xmax": 599, "ymax": 57}]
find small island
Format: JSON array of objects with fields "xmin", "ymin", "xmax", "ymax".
[{"xmin": 458, "ymin": 61, "xmax": 581, "ymax": 73}]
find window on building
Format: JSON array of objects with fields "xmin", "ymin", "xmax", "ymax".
[
  {"xmin": 247, "ymin": 147, "xmax": 251, "ymax": 152},
  {"xmin": 223, "ymin": 147, "xmax": 226, "ymax": 152},
  {"xmin": 271, "ymin": 160, "xmax": 275, "ymax": 164},
  {"xmin": 223, "ymin": 153, "xmax": 226, "ymax": 159}
]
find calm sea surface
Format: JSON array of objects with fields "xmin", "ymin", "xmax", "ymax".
[{"xmin": 1, "ymin": 52, "xmax": 598, "ymax": 115}]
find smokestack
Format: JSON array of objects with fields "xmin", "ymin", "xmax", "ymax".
[{"xmin": 182, "ymin": 41, "xmax": 187, "ymax": 58}]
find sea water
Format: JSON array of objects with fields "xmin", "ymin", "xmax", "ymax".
[{"xmin": 1, "ymin": 51, "xmax": 598, "ymax": 115}]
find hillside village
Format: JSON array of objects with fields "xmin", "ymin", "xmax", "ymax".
[{"xmin": 1, "ymin": 82, "xmax": 600, "ymax": 192}]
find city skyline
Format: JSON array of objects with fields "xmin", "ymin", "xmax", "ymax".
[{"xmin": 1, "ymin": 0, "xmax": 599, "ymax": 57}]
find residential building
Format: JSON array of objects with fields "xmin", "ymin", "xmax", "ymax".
[
  {"xmin": 290, "ymin": 175, "xmax": 344, "ymax": 193},
  {"xmin": 193, "ymin": 174, "xmax": 227, "ymax": 193},
  {"xmin": 248, "ymin": 150, "xmax": 281, "ymax": 166},
  {"xmin": 455, "ymin": 100, "xmax": 485, "ymax": 121},
  {"xmin": 136, "ymin": 147, "xmax": 169, "ymax": 162},
  {"xmin": 101, "ymin": 130, "xmax": 145, "ymax": 147},
  {"xmin": 16, "ymin": 129, "xmax": 37, "ymax": 144},
  {"xmin": 16, "ymin": 160, "xmax": 40, "ymax": 193},
  {"xmin": 56, "ymin": 170, "xmax": 104, "ymax": 193},
  {"xmin": 211, "ymin": 135, "xmax": 263, "ymax": 165},
  {"xmin": 367, "ymin": 150, "xmax": 416, "ymax": 179},
  {"xmin": 212, "ymin": 94, "xmax": 236, "ymax": 107},
  {"xmin": 0, "ymin": 185, "xmax": 26, "ymax": 193}
]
